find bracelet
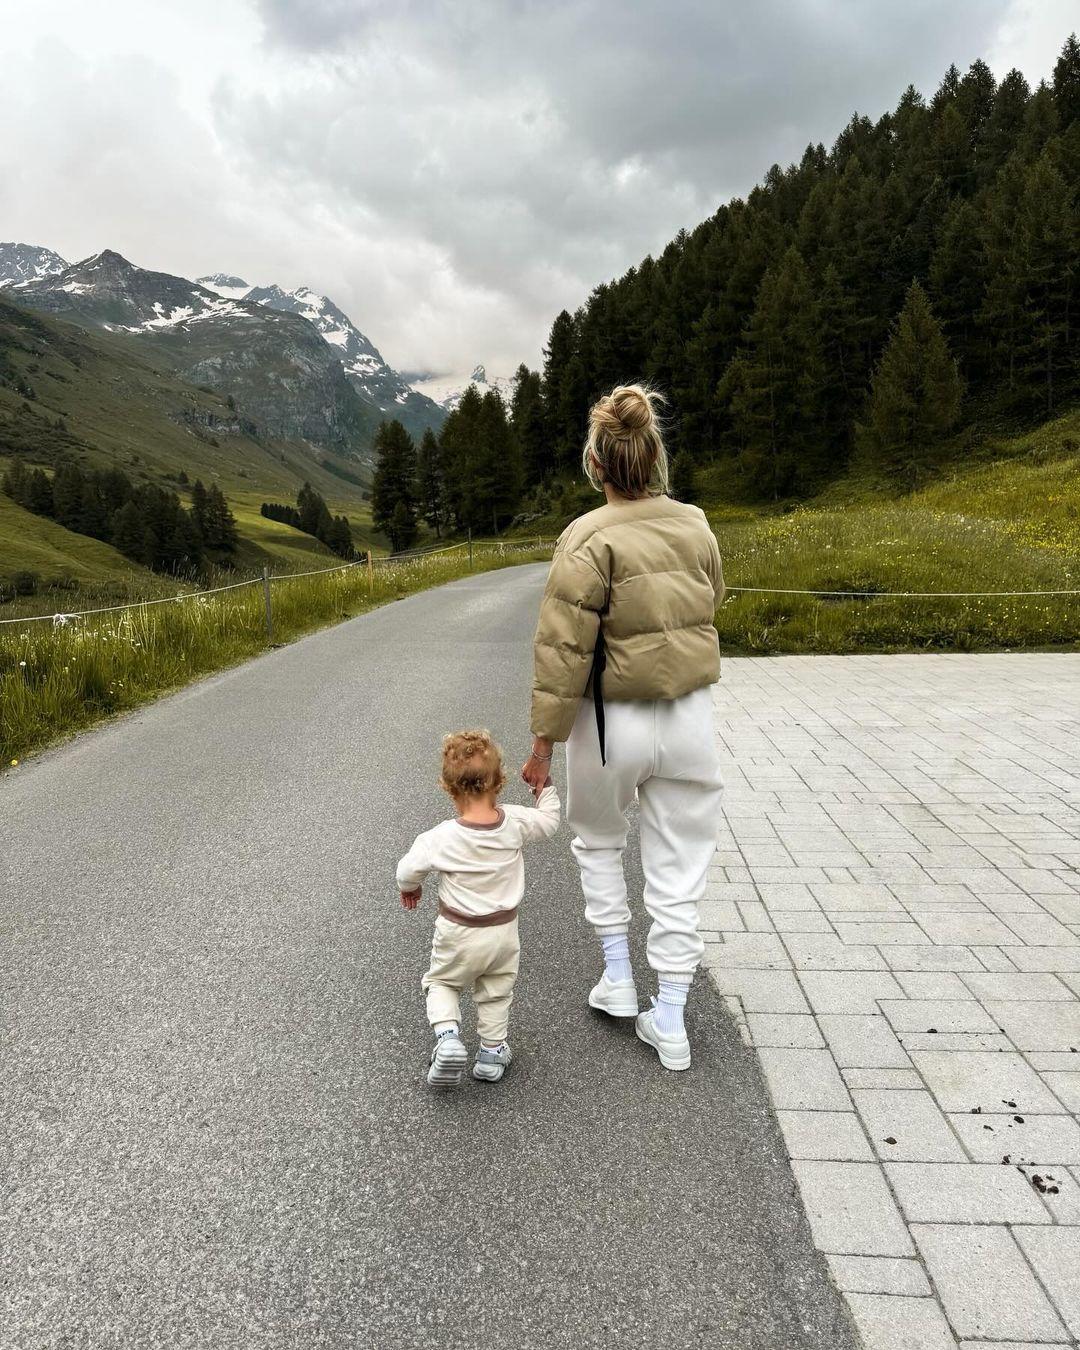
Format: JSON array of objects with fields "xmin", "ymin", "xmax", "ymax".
[{"xmin": 531, "ymin": 749, "xmax": 553, "ymax": 761}]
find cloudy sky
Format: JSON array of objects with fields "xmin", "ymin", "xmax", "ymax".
[{"xmin": 1, "ymin": 1, "xmax": 1075, "ymax": 382}]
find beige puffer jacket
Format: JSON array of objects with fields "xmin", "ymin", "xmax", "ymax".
[{"xmin": 531, "ymin": 494, "xmax": 725, "ymax": 743}]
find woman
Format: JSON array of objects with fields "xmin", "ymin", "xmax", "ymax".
[{"xmin": 522, "ymin": 385, "xmax": 725, "ymax": 1071}]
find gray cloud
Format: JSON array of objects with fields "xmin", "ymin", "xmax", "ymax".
[{"xmin": 3, "ymin": 0, "xmax": 1068, "ymax": 379}]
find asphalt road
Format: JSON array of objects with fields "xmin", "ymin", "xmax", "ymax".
[{"xmin": 1, "ymin": 563, "xmax": 859, "ymax": 1350}]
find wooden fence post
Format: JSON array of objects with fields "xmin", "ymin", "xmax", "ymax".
[
  {"xmin": 367, "ymin": 549, "xmax": 374, "ymax": 591},
  {"xmin": 261, "ymin": 566, "xmax": 274, "ymax": 642},
  {"xmin": 468, "ymin": 528, "xmax": 473, "ymax": 569}
]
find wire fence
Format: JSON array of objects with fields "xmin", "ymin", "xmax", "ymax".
[
  {"xmin": 3, "ymin": 535, "xmax": 1078, "ymax": 629},
  {"xmin": 724, "ymin": 585, "xmax": 1080, "ymax": 598},
  {"xmin": 0, "ymin": 537, "xmax": 556, "ymax": 629}
]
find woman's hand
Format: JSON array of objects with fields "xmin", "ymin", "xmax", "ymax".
[
  {"xmin": 521, "ymin": 737, "xmax": 554, "ymax": 798},
  {"xmin": 400, "ymin": 886, "xmax": 421, "ymax": 910}
]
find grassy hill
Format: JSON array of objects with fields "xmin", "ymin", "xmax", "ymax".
[
  {"xmin": 0, "ymin": 297, "xmax": 385, "ymax": 591},
  {"xmin": 0, "ymin": 493, "xmax": 145, "ymax": 585}
]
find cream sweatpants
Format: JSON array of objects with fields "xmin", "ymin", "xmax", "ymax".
[
  {"xmin": 566, "ymin": 685, "xmax": 724, "ymax": 977},
  {"xmin": 422, "ymin": 915, "xmax": 520, "ymax": 1043}
]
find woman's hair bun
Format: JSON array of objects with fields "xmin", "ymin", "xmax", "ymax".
[
  {"xmin": 609, "ymin": 385, "xmax": 655, "ymax": 435},
  {"xmin": 584, "ymin": 383, "xmax": 668, "ymax": 497}
]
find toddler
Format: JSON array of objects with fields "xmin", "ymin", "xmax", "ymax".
[{"xmin": 397, "ymin": 729, "xmax": 560, "ymax": 1090}]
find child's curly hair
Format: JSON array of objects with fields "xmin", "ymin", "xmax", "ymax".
[{"xmin": 440, "ymin": 729, "xmax": 506, "ymax": 801}]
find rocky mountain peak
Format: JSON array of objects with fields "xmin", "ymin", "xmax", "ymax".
[{"xmin": 0, "ymin": 241, "xmax": 69, "ymax": 288}]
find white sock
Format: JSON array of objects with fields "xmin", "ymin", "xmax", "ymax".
[
  {"xmin": 654, "ymin": 977, "xmax": 690, "ymax": 1036},
  {"xmin": 600, "ymin": 933, "xmax": 633, "ymax": 983},
  {"xmin": 434, "ymin": 1022, "xmax": 460, "ymax": 1037}
]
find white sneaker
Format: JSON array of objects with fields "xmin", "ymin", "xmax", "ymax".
[
  {"xmin": 473, "ymin": 1042, "xmax": 513, "ymax": 1082},
  {"xmin": 427, "ymin": 1031, "xmax": 467, "ymax": 1090},
  {"xmin": 635, "ymin": 1006, "xmax": 691, "ymax": 1071},
  {"xmin": 588, "ymin": 971, "xmax": 640, "ymax": 1018}
]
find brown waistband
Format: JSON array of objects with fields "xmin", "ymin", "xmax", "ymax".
[{"xmin": 438, "ymin": 899, "xmax": 519, "ymax": 928}]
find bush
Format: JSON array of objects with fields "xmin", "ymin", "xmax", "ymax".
[{"xmin": 12, "ymin": 570, "xmax": 39, "ymax": 597}]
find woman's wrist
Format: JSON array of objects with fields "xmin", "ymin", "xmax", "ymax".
[{"xmin": 531, "ymin": 736, "xmax": 554, "ymax": 761}]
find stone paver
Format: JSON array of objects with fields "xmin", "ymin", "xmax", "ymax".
[
  {"xmin": 912, "ymin": 1225, "xmax": 1067, "ymax": 1342},
  {"xmin": 704, "ymin": 654, "xmax": 1080, "ymax": 1349}
]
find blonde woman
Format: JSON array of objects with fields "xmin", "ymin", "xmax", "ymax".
[{"xmin": 522, "ymin": 385, "xmax": 725, "ymax": 1071}]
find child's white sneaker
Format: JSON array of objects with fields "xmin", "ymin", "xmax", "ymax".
[
  {"xmin": 635, "ymin": 1006, "xmax": 691, "ymax": 1071},
  {"xmin": 472, "ymin": 1042, "xmax": 513, "ymax": 1082},
  {"xmin": 588, "ymin": 971, "xmax": 639, "ymax": 1018},
  {"xmin": 427, "ymin": 1030, "xmax": 468, "ymax": 1090}
]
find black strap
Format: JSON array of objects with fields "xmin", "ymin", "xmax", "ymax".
[{"xmin": 592, "ymin": 626, "xmax": 607, "ymax": 766}]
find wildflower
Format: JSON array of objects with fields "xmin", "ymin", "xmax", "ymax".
[
  {"xmin": 9, "ymin": 759, "xmax": 17, "ymax": 767},
  {"xmin": 19, "ymin": 660, "xmax": 26, "ymax": 667}
]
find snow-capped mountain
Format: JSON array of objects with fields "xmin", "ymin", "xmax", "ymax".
[
  {"xmin": 0, "ymin": 242, "xmax": 68, "ymax": 287},
  {"xmin": 198, "ymin": 275, "xmax": 444, "ymax": 441},
  {"xmin": 12, "ymin": 250, "xmax": 378, "ymax": 452},
  {"xmin": 195, "ymin": 272, "xmax": 252, "ymax": 300},
  {"xmin": 4, "ymin": 240, "xmax": 443, "ymax": 452},
  {"xmin": 411, "ymin": 364, "xmax": 516, "ymax": 413}
]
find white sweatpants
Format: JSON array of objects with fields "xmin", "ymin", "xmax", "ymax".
[{"xmin": 565, "ymin": 685, "xmax": 724, "ymax": 977}]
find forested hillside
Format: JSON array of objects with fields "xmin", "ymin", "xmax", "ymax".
[{"xmin": 525, "ymin": 36, "xmax": 1080, "ymax": 499}]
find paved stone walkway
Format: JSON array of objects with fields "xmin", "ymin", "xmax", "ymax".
[{"xmin": 704, "ymin": 653, "xmax": 1080, "ymax": 1350}]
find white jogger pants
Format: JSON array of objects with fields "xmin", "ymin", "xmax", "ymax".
[{"xmin": 565, "ymin": 685, "xmax": 724, "ymax": 977}]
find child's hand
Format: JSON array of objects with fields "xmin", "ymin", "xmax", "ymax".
[{"xmin": 400, "ymin": 886, "xmax": 421, "ymax": 910}]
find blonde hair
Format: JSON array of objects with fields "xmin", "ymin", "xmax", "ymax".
[
  {"xmin": 439, "ymin": 729, "xmax": 506, "ymax": 801},
  {"xmin": 583, "ymin": 384, "xmax": 669, "ymax": 498}
]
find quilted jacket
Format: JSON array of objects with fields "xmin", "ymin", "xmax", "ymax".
[{"xmin": 530, "ymin": 494, "xmax": 724, "ymax": 743}]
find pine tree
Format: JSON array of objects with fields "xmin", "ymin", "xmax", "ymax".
[
  {"xmin": 1053, "ymin": 33, "xmax": 1080, "ymax": 128},
  {"xmin": 1011, "ymin": 152, "xmax": 1079, "ymax": 412},
  {"xmin": 190, "ymin": 480, "xmax": 209, "ymax": 539},
  {"xmin": 509, "ymin": 365, "xmax": 549, "ymax": 487},
  {"xmin": 78, "ymin": 480, "xmax": 108, "ymax": 539},
  {"xmin": 439, "ymin": 385, "xmax": 483, "ymax": 532},
  {"xmin": 929, "ymin": 198, "xmax": 988, "ymax": 377},
  {"xmin": 985, "ymin": 70, "xmax": 1032, "ymax": 179},
  {"xmin": 371, "ymin": 420, "xmax": 418, "ymax": 548},
  {"xmin": 542, "ymin": 311, "xmax": 586, "ymax": 472},
  {"xmin": 932, "ymin": 102, "xmax": 974, "ymax": 193},
  {"xmin": 388, "ymin": 499, "xmax": 416, "ymax": 553},
  {"xmin": 414, "ymin": 427, "xmax": 445, "ymax": 537},
  {"xmin": 1022, "ymin": 82, "xmax": 1059, "ymax": 160},
  {"xmin": 200, "ymin": 483, "xmax": 238, "ymax": 552},
  {"xmin": 817, "ymin": 264, "xmax": 864, "ymax": 467},
  {"xmin": 1, "ymin": 458, "xmax": 30, "ymax": 506},
  {"xmin": 328, "ymin": 516, "xmax": 353, "ymax": 558},
  {"xmin": 51, "ymin": 462, "xmax": 84, "ymax": 530},
  {"xmin": 297, "ymin": 481, "xmax": 323, "ymax": 536},
  {"xmin": 27, "ymin": 469, "xmax": 54, "ymax": 516},
  {"xmin": 111, "ymin": 501, "xmax": 146, "ymax": 561},
  {"xmin": 855, "ymin": 281, "xmax": 963, "ymax": 483},
  {"xmin": 475, "ymin": 390, "xmax": 522, "ymax": 533},
  {"xmin": 718, "ymin": 247, "xmax": 827, "ymax": 496}
]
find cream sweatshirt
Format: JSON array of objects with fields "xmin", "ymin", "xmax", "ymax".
[{"xmin": 396, "ymin": 784, "xmax": 561, "ymax": 919}]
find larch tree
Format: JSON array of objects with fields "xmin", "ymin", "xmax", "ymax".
[{"xmin": 855, "ymin": 281, "xmax": 964, "ymax": 483}]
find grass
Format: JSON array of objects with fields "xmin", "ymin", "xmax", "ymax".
[
  {"xmin": 0, "ymin": 543, "xmax": 552, "ymax": 764},
  {"xmin": 0, "ymin": 493, "xmax": 144, "ymax": 585},
  {"xmin": 709, "ymin": 410, "xmax": 1080, "ymax": 654}
]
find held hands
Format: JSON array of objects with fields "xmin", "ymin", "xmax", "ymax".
[
  {"xmin": 400, "ymin": 886, "xmax": 421, "ymax": 910},
  {"xmin": 521, "ymin": 737, "xmax": 554, "ymax": 799}
]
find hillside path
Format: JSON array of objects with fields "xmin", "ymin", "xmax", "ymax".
[{"xmin": 0, "ymin": 563, "xmax": 858, "ymax": 1350}]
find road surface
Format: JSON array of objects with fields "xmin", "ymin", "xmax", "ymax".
[{"xmin": 1, "ymin": 564, "xmax": 858, "ymax": 1349}]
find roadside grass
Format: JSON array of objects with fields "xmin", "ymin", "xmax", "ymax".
[
  {"xmin": 710, "ymin": 419, "xmax": 1080, "ymax": 653},
  {"xmin": 712, "ymin": 499, "xmax": 1080, "ymax": 654},
  {"xmin": 0, "ymin": 544, "xmax": 552, "ymax": 764}
]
